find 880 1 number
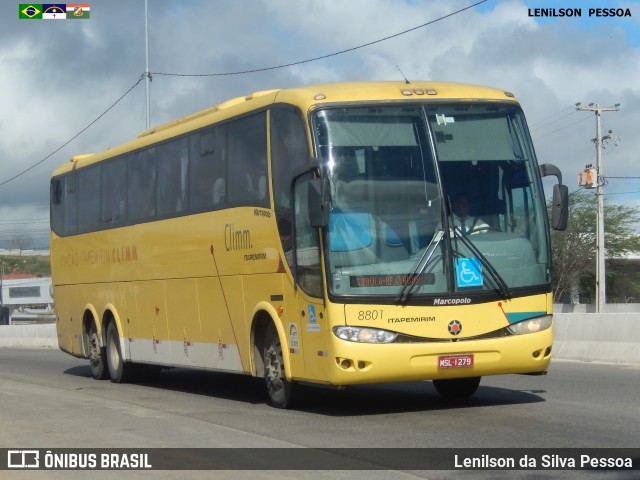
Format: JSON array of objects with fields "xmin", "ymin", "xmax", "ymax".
[{"xmin": 358, "ymin": 310, "xmax": 384, "ymax": 321}]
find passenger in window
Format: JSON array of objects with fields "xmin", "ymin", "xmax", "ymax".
[
  {"xmin": 449, "ymin": 193, "xmax": 490, "ymax": 235},
  {"xmin": 192, "ymin": 174, "xmax": 213, "ymax": 209},
  {"xmin": 212, "ymin": 178, "xmax": 226, "ymax": 205},
  {"xmin": 247, "ymin": 154, "xmax": 267, "ymax": 201},
  {"xmin": 139, "ymin": 190, "xmax": 156, "ymax": 220}
]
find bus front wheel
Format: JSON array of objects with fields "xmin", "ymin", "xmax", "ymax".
[
  {"xmin": 87, "ymin": 321, "xmax": 109, "ymax": 380},
  {"xmin": 433, "ymin": 376, "xmax": 481, "ymax": 399},
  {"xmin": 263, "ymin": 324, "xmax": 297, "ymax": 408},
  {"xmin": 106, "ymin": 322, "xmax": 134, "ymax": 383}
]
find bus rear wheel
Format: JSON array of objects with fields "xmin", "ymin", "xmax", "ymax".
[
  {"xmin": 87, "ymin": 321, "xmax": 109, "ymax": 380},
  {"xmin": 263, "ymin": 324, "xmax": 297, "ymax": 409},
  {"xmin": 106, "ymin": 322, "xmax": 135, "ymax": 383},
  {"xmin": 433, "ymin": 377, "xmax": 481, "ymax": 399}
]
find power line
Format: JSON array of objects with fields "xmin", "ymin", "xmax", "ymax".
[
  {"xmin": 530, "ymin": 109, "xmax": 580, "ymax": 132},
  {"xmin": 0, "ymin": 202, "xmax": 49, "ymax": 208},
  {"xmin": 151, "ymin": 1, "xmax": 487, "ymax": 77},
  {"xmin": 0, "ymin": 219, "xmax": 48, "ymax": 223},
  {"xmin": 569, "ymin": 186, "xmax": 586, "ymax": 198},
  {"xmin": 528, "ymin": 105, "xmax": 575, "ymax": 128},
  {"xmin": 0, "ymin": 2, "xmax": 487, "ymax": 190},
  {"xmin": 532, "ymin": 115, "xmax": 592, "ymax": 141},
  {"xmin": 603, "ymin": 191, "xmax": 640, "ymax": 196},
  {"xmin": 0, "ymin": 232, "xmax": 49, "ymax": 239},
  {"xmin": 0, "ymin": 75, "xmax": 146, "ymax": 188}
]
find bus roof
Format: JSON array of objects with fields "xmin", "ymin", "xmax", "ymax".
[{"xmin": 52, "ymin": 81, "xmax": 518, "ymax": 176}]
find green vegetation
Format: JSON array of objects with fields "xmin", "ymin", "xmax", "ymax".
[
  {"xmin": 0, "ymin": 255, "xmax": 51, "ymax": 277},
  {"xmin": 550, "ymin": 191, "xmax": 640, "ymax": 303}
]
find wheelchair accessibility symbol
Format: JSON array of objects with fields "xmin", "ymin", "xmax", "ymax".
[{"xmin": 456, "ymin": 258, "xmax": 483, "ymax": 287}]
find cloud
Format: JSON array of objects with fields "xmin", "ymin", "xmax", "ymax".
[{"xmin": 0, "ymin": 0, "xmax": 638, "ymax": 247}]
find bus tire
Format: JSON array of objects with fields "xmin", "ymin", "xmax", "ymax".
[
  {"xmin": 106, "ymin": 321, "xmax": 134, "ymax": 383},
  {"xmin": 433, "ymin": 376, "xmax": 481, "ymax": 399},
  {"xmin": 263, "ymin": 323, "xmax": 297, "ymax": 409},
  {"xmin": 87, "ymin": 321, "xmax": 109, "ymax": 380}
]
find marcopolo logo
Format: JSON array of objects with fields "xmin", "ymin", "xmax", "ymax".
[{"xmin": 433, "ymin": 297, "xmax": 472, "ymax": 306}]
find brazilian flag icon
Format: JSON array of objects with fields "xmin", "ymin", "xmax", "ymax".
[{"xmin": 19, "ymin": 4, "xmax": 43, "ymax": 19}]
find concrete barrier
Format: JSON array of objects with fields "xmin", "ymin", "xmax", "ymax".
[
  {"xmin": 553, "ymin": 312, "xmax": 640, "ymax": 365},
  {"xmin": 0, "ymin": 324, "xmax": 58, "ymax": 349},
  {"xmin": 1, "ymin": 308, "xmax": 639, "ymax": 365}
]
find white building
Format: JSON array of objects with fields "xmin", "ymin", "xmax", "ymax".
[{"xmin": 0, "ymin": 277, "xmax": 54, "ymax": 325}]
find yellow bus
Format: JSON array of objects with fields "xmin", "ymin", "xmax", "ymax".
[{"xmin": 51, "ymin": 81, "xmax": 568, "ymax": 408}]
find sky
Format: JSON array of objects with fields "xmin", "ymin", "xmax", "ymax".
[{"xmin": 1, "ymin": 0, "xmax": 639, "ymax": 249}]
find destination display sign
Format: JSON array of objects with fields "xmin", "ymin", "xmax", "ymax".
[{"xmin": 350, "ymin": 273, "xmax": 435, "ymax": 288}]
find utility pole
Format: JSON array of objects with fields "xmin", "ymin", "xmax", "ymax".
[
  {"xmin": 1, "ymin": 264, "xmax": 4, "ymax": 325},
  {"xmin": 576, "ymin": 103, "xmax": 620, "ymax": 312},
  {"xmin": 144, "ymin": 0, "xmax": 151, "ymax": 130}
]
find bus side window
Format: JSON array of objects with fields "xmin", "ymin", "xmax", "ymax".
[
  {"xmin": 270, "ymin": 107, "xmax": 309, "ymax": 271},
  {"xmin": 64, "ymin": 174, "xmax": 79, "ymax": 235},
  {"xmin": 101, "ymin": 156, "xmax": 127, "ymax": 225},
  {"xmin": 157, "ymin": 138, "xmax": 188, "ymax": 216},
  {"xmin": 128, "ymin": 148, "xmax": 157, "ymax": 222},
  {"xmin": 78, "ymin": 166, "xmax": 101, "ymax": 232},
  {"xmin": 270, "ymin": 107, "xmax": 308, "ymax": 210},
  {"xmin": 50, "ymin": 178, "xmax": 64, "ymax": 235},
  {"xmin": 293, "ymin": 173, "xmax": 323, "ymax": 298},
  {"xmin": 227, "ymin": 112, "xmax": 268, "ymax": 207},
  {"xmin": 189, "ymin": 127, "xmax": 224, "ymax": 211}
]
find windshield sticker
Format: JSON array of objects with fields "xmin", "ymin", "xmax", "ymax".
[
  {"xmin": 436, "ymin": 114, "xmax": 455, "ymax": 126},
  {"xmin": 456, "ymin": 258, "xmax": 483, "ymax": 288}
]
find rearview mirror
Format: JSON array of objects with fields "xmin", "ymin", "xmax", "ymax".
[
  {"xmin": 308, "ymin": 178, "xmax": 329, "ymax": 228},
  {"xmin": 540, "ymin": 163, "xmax": 568, "ymax": 231},
  {"xmin": 552, "ymin": 184, "xmax": 568, "ymax": 231}
]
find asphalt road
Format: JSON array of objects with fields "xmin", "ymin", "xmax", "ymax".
[{"xmin": 0, "ymin": 348, "xmax": 638, "ymax": 480}]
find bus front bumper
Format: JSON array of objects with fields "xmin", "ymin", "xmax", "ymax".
[{"xmin": 322, "ymin": 327, "xmax": 553, "ymax": 386}]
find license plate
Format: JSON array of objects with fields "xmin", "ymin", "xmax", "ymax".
[{"xmin": 438, "ymin": 354, "xmax": 474, "ymax": 369}]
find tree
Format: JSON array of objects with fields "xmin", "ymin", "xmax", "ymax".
[
  {"xmin": 8, "ymin": 235, "xmax": 32, "ymax": 254},
  {"xmin": 550, "ymin": 191, "xmax": 640, "ymax": 303}
]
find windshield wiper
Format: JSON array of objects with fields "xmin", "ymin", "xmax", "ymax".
[
  {"xmin": 396, "ymin": 230, "xmax": 444, "ymax": 304},
  {"xmin": 452, "ymin": 227, "xmax": 512, "ymax": 300}
]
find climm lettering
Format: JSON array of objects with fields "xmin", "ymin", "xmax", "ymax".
[
  {"xmin": 112, "ymin": 245, "xmax": 138, "ymax": 263},
  {"xmin": 225, "ymin": 224, "xmax": 252, "ymax": 251},
  {"xmin": 59, "ymin": 246, "xmax": 138, "ymax": 267}
]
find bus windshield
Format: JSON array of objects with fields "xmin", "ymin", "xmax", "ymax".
[{"xmin": 312, "ymin": 103, "xmax": 551, "ymax": 300}]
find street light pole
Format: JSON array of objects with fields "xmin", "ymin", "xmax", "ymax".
[{"xmin": 576, "ymin": 103, "xmax": 620, "ymax": 312}]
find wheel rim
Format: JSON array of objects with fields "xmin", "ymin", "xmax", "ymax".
[
  {"xmin": 108, "ymin": 328, "xmax": 121, "ymax": 371},
  {"xmin": 265, "ymin": 344, "xmax": 283, "ymax": 394},
  {"xmin": 88, "ymin": 330, "xmax": 101, "ymax": 368}
]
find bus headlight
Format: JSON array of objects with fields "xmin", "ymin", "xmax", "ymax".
[
  {"xmin": 333, "ymin": 326, "xmax": 398, "ymax": 343},
  {"xmin": 507, "ymin": 315, "xmax": 552, "ymax": 335}
]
